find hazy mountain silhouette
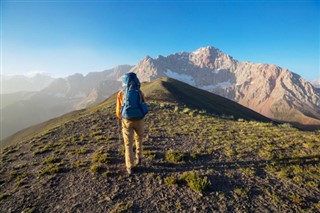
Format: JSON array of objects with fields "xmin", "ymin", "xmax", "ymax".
[
  {"xmin": 1, "ymin": 65, "xmax": 132, "ymax": 140},
  {"xmin": 1, "ymin": 73, "xmax": 55, "ymax": 94}
]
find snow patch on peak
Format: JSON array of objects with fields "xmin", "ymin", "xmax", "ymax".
[
  {"xmin": 201, "ymin": 80, "xmax": 234, "ymax": 91},
  {"xmin": 192, "ymin": 46, "xmax": 219, "ymax": 55},
  {"xmin": 193, "ymin": 48, "xmax": 206, "ymax": 55},
  {"xmin": 164, "ymin": 69, "xmax": 195, "ymax": 86},
  {"xmin": 311, "ymin": 78, "xmax": 320, "ymax": 88}
]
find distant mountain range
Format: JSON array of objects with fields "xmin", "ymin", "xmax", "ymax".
[
  {"xmin": 131, "ymin": 46, "xmax": 320, "ymax": 129},
  {"xmin": 1, "ymin": 65, "xmax": 132, "ymax": 140},
  {"xmin": 1, "ymin": 73, "xmax": 55, "ymax": 94},
  {"xmin": 1, "ymin": 46, "xmax": 319, "ymax": 140}
]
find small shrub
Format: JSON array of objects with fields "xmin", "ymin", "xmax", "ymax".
[
  {"xmin": 90, "ymin": 164, "xmax": 103, "ymax": 174},
  {"xmin": 39, "ymin": 164, "xmax": 63, "ymax": 176},
  {"xmin": 92, "ymin": 152, "xmax": 111, "ymax": 163},
  {"xmin": 180, "ymin": 171, "xmax": 209, "ymax": 193},
  {"xmin": 75, "ymin": 147, "xmax": 88, "ymax": 155},
  {"xmin": 165, "ymin": 151, "xmax": 184, "ymax": 163},
  {"xmin": 164, "ymin": 175, "xmax": 178, "ymax": 187},
  {"xmin": 74, "ymin": 160, "xmax": 87, "ymax": 168},
  {"xmin": 234, "ymin": 187, "xmax": 249, "ymax": 199},
  {"xmin": 92, "ymin": 148, "xmax": 111, "ymax": 163},
  {"xmin": 42, "ymin": 157, "xmax": 60, "ymax": 165},
  {"xmin": 190, "ymin": 153, "xmax": 198, "ymax": 160},
  {"xmin": 239, "ymin": 167, "xmax": 255, "ymax": 178},
  {"xmin": 33, "ymin": 147, "xmax": 52, "ymax": 155}
]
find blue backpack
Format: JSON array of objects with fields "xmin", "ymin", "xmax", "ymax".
[{"xmin": 120, "ymin": 73, "xmax": 148, "ymax": 119}]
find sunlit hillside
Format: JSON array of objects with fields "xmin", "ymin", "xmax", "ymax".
[{"xmin": 1, "ymin": 78, "xmax": 319, "ymax": 212}]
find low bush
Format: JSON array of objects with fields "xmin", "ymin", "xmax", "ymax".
[
  {"xmin": 180, "ymin": 171, "xmax": 209, "ymax": 193},
  {"xmin": 165, "ymin": 151, "xmax": 184, "ymax": 163}
]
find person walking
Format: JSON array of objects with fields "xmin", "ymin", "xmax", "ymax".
[{"xmin": 116, "ymin": 73, "xmax": 148, "ymax": 175}]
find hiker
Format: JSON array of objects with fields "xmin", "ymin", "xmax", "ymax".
[{"xmin": 116, "ymin": 73, "xmax": 148, "ymax": 175}]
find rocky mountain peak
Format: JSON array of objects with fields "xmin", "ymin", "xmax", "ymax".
[
  {"xmin": 130, "ymin": 46, "xmax": 320, "ymax": 129},
  {"xmin": 189, "ymin": 46, "xmax": 236, "ymax": 69},
  {"xmin": 192, "ymin": 46, "xmax": 221, "ymax": 55}
]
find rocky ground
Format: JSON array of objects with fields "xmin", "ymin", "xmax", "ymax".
[{"xmin": 1, "ymin": 101, "xmax": 320, "ymax": 212}]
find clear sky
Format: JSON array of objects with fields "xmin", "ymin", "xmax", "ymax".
[{"xmin": 1, "ymin": 1, "xmax": 319, "ymax": 81}]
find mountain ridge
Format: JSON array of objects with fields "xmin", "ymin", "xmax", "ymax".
[
  {"xmin": 1, "ymin": 77, "xmax": 271, "ymax": 147},
  {"xmin": 1, "ymin": 73, "xmax": 55, "ymax": 94},
  {"xmin": 131, "ymin": 46, "xmax": 320, "ymax": 129}
]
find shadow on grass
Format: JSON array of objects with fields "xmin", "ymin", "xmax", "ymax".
[
  {"xmin": 146, "ymin": 153, "xmax": 320, "ymax": 173},
  {"xmin": 131, "ymin": 154, "xmax": 318, "ymax": 197}
]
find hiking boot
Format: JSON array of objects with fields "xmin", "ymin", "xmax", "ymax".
[
  {"xmin": 134, "ymin": 158, "xmax": 140, "ymax": 166},
  {"xmin": 127, "ymin": 167, "xmax": 132, "ymax": 175}
]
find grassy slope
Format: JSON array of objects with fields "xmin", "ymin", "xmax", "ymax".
[{"xmin": 0, "ymin": 77, "xmax": 319, "ymax": 212}]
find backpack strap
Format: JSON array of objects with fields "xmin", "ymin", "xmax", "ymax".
[{"xmin": 139, "ymin": 90, "xmax": 143, "ymax": 104}]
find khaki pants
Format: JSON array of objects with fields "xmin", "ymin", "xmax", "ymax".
[{"xmin": 122, "ymin": 119, "xmax": 144, "ymax": 170}]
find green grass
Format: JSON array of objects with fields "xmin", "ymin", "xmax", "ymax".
[
  {"xmin": 92, "ymin": 150, "xmax": 111, "ymax": 163},
  {"xmin": 42, "ymin": 157, "xmax": 60, "ymax": 165},
  {"xmin": 39, "ymin": 164, "xmax": 63, "ymax": 177},
  {"xmin": 180, "ymin": 171, "xmax": 210, "ymax": 193},
  {"xmin": 74, "ymin": 160, "xmax": 87, "ymax": 168},
  {"xmin": 75, "ymin": 147, "xmax": 89, "ymax": 155},
  {"xmin": 165, "ymin": 151, "xmax": 185, "ymax": 163},
  {"xmin": 90, "ymin": 164, "xmax": 103, "ymax": 174},
  {"xmin": 164, "ymin": 175, "xmax": 178, "ymax": 187}
]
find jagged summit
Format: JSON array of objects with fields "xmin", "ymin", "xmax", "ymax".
[{"xmin": 192, "ymin": 46, "xmax": 222, "ymax": 55}]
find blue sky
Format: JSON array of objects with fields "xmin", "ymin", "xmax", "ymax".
[{"xmin": 1, "ymin": 1, "xmax": 319, "ymax": 81}]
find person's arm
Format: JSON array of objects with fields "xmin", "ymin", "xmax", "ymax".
[{"xmin": 116, "ymin": 91, "xmax": 123, "ymax": 119}]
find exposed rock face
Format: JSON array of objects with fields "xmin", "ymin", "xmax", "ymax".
[{"xmin": 131, "ymin": 46, "xmax": 320, "ymax": 127}]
